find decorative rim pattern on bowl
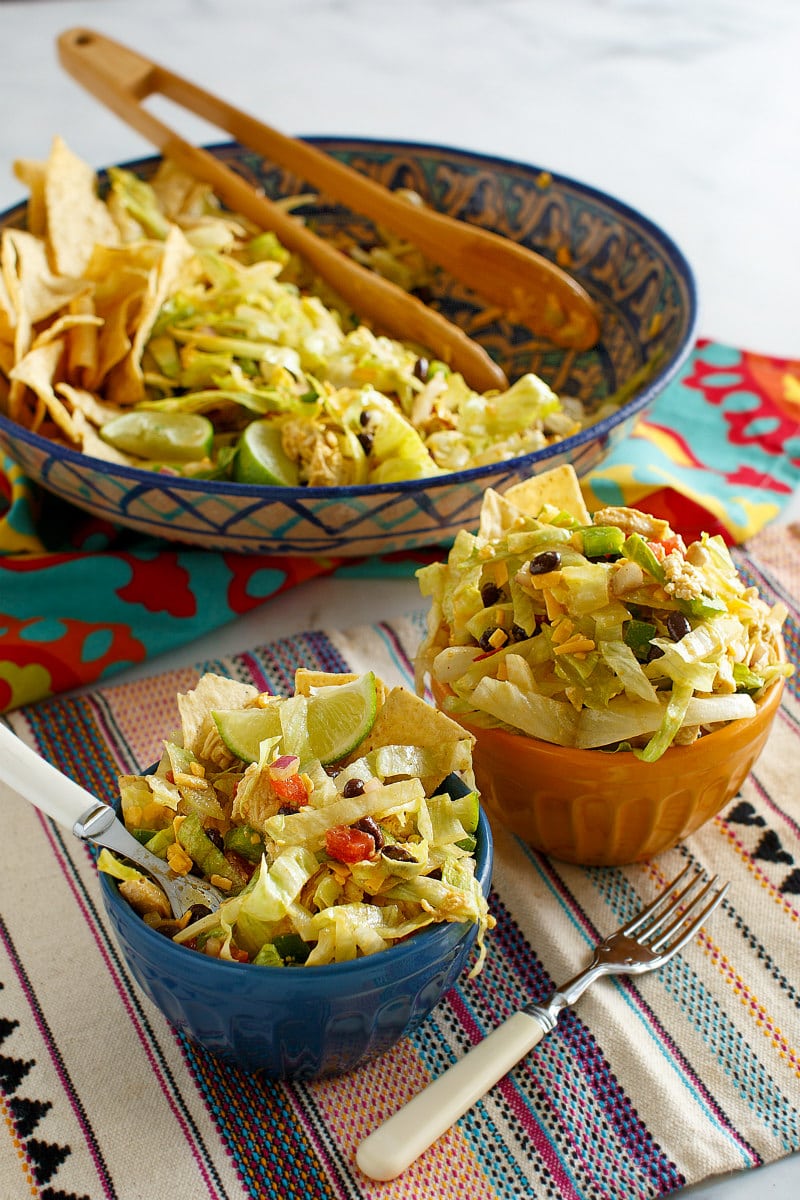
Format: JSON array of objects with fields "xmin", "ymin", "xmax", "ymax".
[{"xmin": 0, "ymin": 138, "xmax": 699, "ymax": 556}]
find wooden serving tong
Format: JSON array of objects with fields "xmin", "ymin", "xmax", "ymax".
[{"xmin": 58, "ymin": 28, "xmax": 600, "ymax": 393}]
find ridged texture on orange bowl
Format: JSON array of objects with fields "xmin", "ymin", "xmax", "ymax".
[{"xmin": 431, "ymin": 666, "xmax": 784, "ymax": 866}]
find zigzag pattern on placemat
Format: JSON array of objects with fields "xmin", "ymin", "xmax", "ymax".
[
  {"xmin": 0, "ymin": 982, "xmax": 89, "ymax": 1200},
  {"xmin": 725, "ymin": 801, "xmax": 799, "ymax": 895}
]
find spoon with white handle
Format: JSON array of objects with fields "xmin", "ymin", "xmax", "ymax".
[{"xmin": 0, "ymin": 722, "xmax": 222, "ymax": 918}]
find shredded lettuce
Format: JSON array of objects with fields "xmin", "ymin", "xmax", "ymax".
[
  {"xmin": 416, "ymin": 489, "xmax": 791, "ymax": 759},
  {"xmin": 103, "ymin": 669, "xmax": 494, "ymax": 971},
  {"xmin": 75, "ymin": 161, "xmax": 582, "ymax": 486}
]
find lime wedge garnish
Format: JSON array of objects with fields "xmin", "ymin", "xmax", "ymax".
[
  {"xmin": 100, "ymin": 411, "xmax": 214, "ymax": 462},
  {"xmin": 306, "ymin": 673, "xmax": 378, "ymax": 764},
  {"xmin": 233, "ymin": 419, "xmax": 299, "ymax": 486},
  {"xmin": 214, "ymin": 673, "xmax": 378, "ymax": 766},
  {"xmin": 213, "ymin": 705, "xmax": 283, "ymax": 763}
]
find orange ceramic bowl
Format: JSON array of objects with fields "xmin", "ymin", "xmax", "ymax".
[{"xmin": 431, "ymin": 670, "xmax": 785, "ymax": 866}]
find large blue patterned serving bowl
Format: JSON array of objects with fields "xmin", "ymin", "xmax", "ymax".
[
  {"xmin": 99, "ymin": 773, "xmax": 493, "ymax": 1078},
  {"xmin": 0, "ymin": 138, "xmax": 697, "ymax": 557}
]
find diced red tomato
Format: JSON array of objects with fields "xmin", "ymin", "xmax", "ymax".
[
  {"xmin": 325, "ymin": 824, "xmax": 376, "ymax": 863},
  {"xmin": 662, "ymin": 535, "xmax": 686, "ymax": 555},
  {"xmin": 228, "ymin": 945, "xmax": 249, "ymax": 963},
  {"xmin": 648, "ymin": 535, "xmax": 686, "ymax": 559},
  {"xmin": 271, "ymin": 772, "xmax": 309, "ymax": 808}
]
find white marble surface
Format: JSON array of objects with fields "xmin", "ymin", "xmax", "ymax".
[{"xmin": 2, "ymin": 2, "xmax": 798, "ymax": 1196}]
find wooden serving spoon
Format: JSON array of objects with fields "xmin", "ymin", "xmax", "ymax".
[{"xmin": 58, "ymin": 29, "xmax": 600, "ymax": 381}]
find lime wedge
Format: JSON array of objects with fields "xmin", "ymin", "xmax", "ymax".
[
  {"xmin": 234, "ymin": 420, "xmax": 299, "ymax": 486},
  {"xmin": 306, "ymin": 673, "xmax": 379, "ymax": 764},
  {"xmin": 214, "ymin": 673, "xmax": 378, "ymax": 766},
  {"xmin": 213, "ymin": 705, "xmax": 283, "ymax": 763},
  {"xmin": 100, "ymin": 411, "xmax": 214, "ymax": 462}
]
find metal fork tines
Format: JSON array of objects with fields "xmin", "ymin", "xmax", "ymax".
[
  {"xmin": 529, "ymin": 866, "xmax": 729, "ymax": 1030},
  {"xmin": 619, "ymin": 863, "xmax": 730, "ymax": 958},
  {"xmin": 356, "ymin": 865, "xmax": 729, "ymax": 1181}
]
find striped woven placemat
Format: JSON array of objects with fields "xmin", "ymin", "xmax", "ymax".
[{"xmin": 1, "ymin": 527, "xmax": 798, "ymax": 1200}]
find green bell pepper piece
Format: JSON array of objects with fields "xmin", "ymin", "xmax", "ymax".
[
  {"xmin": 177, "ymin": 812, "xmax": 247, "ymax": 892},
  {"xmin": 581, "ymin": 525, "xmax": 625, "ymax": 560}
]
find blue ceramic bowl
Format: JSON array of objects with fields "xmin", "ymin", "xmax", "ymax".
[
  {"xmin": 0, "ymin": 138, "xmax": 698, "ymax": 556},
  {"xmin": 98, "ymin": 775, "xmax": 493, "ymax": 1078}
]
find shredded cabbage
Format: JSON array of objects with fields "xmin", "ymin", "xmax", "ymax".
[
  {"xmin": 100, "ymin": 671, "xmax": 494, "ymax": 973},
  {"xmin": 416, "ymin": 486, "xmax": 791, "ymax": 759},
  {"xmin": 68, "ymin": 159, "xmax": 584, "ymax": 484}
]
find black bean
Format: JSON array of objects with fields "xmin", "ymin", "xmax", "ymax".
[
  {"xmin": 382, "ymin": 844, "xmax": 416, "ymax": 862},
  {"xmin": 353, "ymin": 815, "xmax": 384, "ymax": 851},
  {"xmin": 413, "ymin": 356, "xmax": 430, "ymax": 382},
  {"xmin": 359, "ymin": 409, "xmax": 371, "ymax": 427},
  {"xmin": 647, "ymin": 644, "xmax": 665, "ymax": 662},
  {"xmin": 480, "ymin": 581, "xmax": 501, "ymax": 607},
  {"xmin": 357, "ymin": 431, "xmax": 374, "ymax": 455},
  {"xmin": 478, "ymin": 628, "xmax": 500, "ymax": 652},
  {"xmin": 529, "ymin": 550, "xmax": 562, "ymax": 575},
  {"xmin": 278, "ymin": 803, "xmax": 296, "ymax": 815},
  {"xmin": 155, "ymin": 921, "xmax": 183, "ymax": 939},
  {"xmin": 666, "ymin": 611, "xmax": 692, "ymax": 641},
  {"xmin": 342, "ymin": 777, "xmax": 366, "ymax": 798},
  {"xmin": 205, "ymin": 828, "xmax": 224, "ymax": 851},
  {"xmin": 511, "ymin": 624, "xmax": 528, "ymax": 642},
  {"xmin": 187, "ymin": 904, "xmax": 212, "ymax": 922}
]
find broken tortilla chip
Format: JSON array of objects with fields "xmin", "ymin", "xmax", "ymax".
[
  {"xmin": 31, "ymin": 311, "xmax": 103, "ymax": 350},
  {"xmin": 13, "ymin": 157, "xmax": 47, "ymax": 236},
  {"xmin": 66, "ymin": 292, "xmax": 100, "ymax": 377},
  {"xmin": 56, "ymin": 380, "xmax": 124, "ymax": 428},
  {"xmin": 504, "ymin": 464, "xmax": 591, "ymax": 524},
  {"xmin": 294, "ymin": 669, "xmax": 388, "ymax": 708},
  {"xmin": 68, "ymin": 410, "xmax": 138, "ymax": 466},
  {"xmin": 44, "ymin": 136, "xmax": 119, "ymax": 277},
  {"xmin": 9, "ymin": 338, "xmax": 77, "ymax": 439},
  {"xmin": 1, "ymin": 227, "xmax": 87, "ymax": 377},
  {"xmin": 177, "ymin": 673, "xmax": 260, "ymax": 759},
  {"xmin": 104, "ymin": 226, "xmax": 195, "ymax": 405},
  {"xmin": 348, "ymin": 685, "xmax": 475, "ymax": 793}
]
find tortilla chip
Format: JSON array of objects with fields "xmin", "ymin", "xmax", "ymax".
[
  {"xmin": 295, "ymin": 669, "xmax": 361, "ymax": 694},
  {"xmin": 69, "ymin": 410, "xmax": 137, "ymax": 466},
  {"xmin": 8, "ymin": 338, "xmax": 77, "ymax": 438},
  {"xmin": 31, "ymin": 311, "xmax": 103, "ymax": 350},
  {"xmin": 150, "ymin": 160, "xmax": 203, "ymax": 220},
  {"xmin": 87, "ymin": 288, "xmax": 146, "ymax": 391},
  {"xmin": 478, "ymin": 488, "xmax": 530, "ymax": 540},
  {"xmin": 66, "ymin": 292, "xmax": 100, "ymax": 376},
  {"xmin": 504, "ymin": 464, "xmax": 590, "ymax": 524},
  {"xmin": 13, "ymin": 157, "xmax": 47, "ymax": 236},
  {"xmin": 105, "ymin": 226, "xmax": 194, "ymax": 405},
  {"xmin": 0, "ymin": 280, "xmax": 13, "ymax": 350},
  {"xmin": 177, "ymin": 673, "xmax": 259, "ymax": 758},
  {"xmin": 85, "ymin": 242, "xmax": 162, "ymax": 291},
  {"xmin": 294, "ymin": 669, "xmax": 388, "ymax": 708},
  {"xmin": 44, "ymin": 136, "xmax": 119, "ymax": 277},
  {"xmin": 0, "ymin": 340, "xmax": 14, "ymax": 378},
  {"xmin": 348, "ymin": 686, "xmax": 475, "ymax": 793},
  {"xmin": 56, "ymin": 381, "xmax": 123, "ymax": 428},
  {"xmin": 3, "ymin": 229, "xmax": 85, "ymax": 327}
]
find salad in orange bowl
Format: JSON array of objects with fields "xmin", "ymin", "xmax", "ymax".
[{"xmin": 415, "ymin": 467, "xmax": 790, "ymax": 865}]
